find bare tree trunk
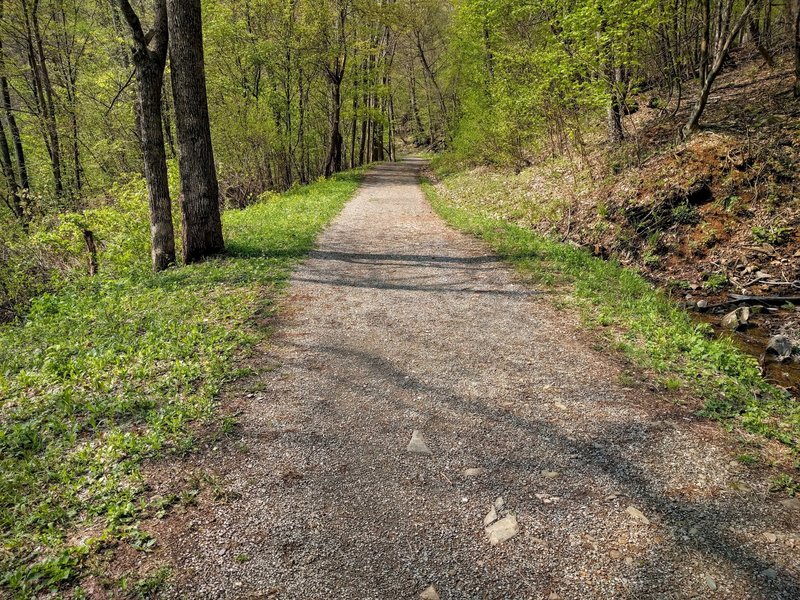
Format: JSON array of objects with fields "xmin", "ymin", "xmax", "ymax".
[
  {"xmin": 685, "ymin": 0, "xmax": 761, "ymax": 135},
  {"xmin": 118, "ymin": 0, "xmax": 177, "ymax": 271},
  {"xmin": 0, "ymin": 0, "xmax": 26, "ymax": 224},
  {"xmin": 162, "ymin": 83, "xmax": 176, "ymax": 158},
  {"xmin": 323, "ymin": 7, "xmax": 348, "ymax": 177},
  {"xmin": 0, "ymin": 116, "xmax": 23, "ymax": 223},
  {"xmin": 606, "ymin": 66, "xmax": 624, "ymax": 143},
  {"xmin": 324, "ymin": 76, "xmax": 344, "ymax": 176},
  {"xmin": 794, "ymin": 0, "xmax": 800, "ymax": 98},
  {"xmin": 22, "ymin": 0, "xmax": 63, "ymax": 199},
  {"xmin": 410, "ymin": 63, "xmax": 424, "ymax": 145},
  {"xmin": 167, "ymin": 0, "xmax": 224, "ymax": 263},
  {"xmin": 699, "ymin": 0, "xmax": 710, "ymax": 84},
  {"xmin": 298, "ymin": 66, "xmax": 308, "ymax": 183},
  {"xmin": 83, "ymin": 228, "xmax": 98, "ymax": 275},
  {"xmin": 749, "ymin": 14, "xmax": 775, "ymax": 67}
]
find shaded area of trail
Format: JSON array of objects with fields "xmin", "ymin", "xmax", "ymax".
[{"xmin": 164, "ymin": 159, "xmax": 799, "ymax": 599}]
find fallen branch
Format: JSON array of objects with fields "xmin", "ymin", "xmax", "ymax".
[{"xmin": 728, "ymin": 294, "xmax": 800, "ymax": 305}]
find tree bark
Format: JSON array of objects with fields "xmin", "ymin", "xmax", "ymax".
[
  {"xmin": 606, "ymin": 65, "xmax": 624, "ymax": 144},
  {"xmin": 685, "ymin": 0, "xmax": 761, "ymax": 135},
  {"xmin": 117, "ymin": 0, "xmax": 176, "ymax": 271},
  {"xmin": 0, "ymin": 0, "xmax": 26, "ymax": 224},
  {"xmin": 748, "ymin": 14, "xmax": 774, "ymax": 67},
  {"xmin": 324, "ymin": 76, "xmax": 344, "ymax": 176},
  {"xmin": 0, "ymin": 115, "xmax": 23, "ymax": 223},
  {"xmin": 410, "ymin": 63, "xmax": 425, "ymax": 145},
  {"xmin": 699, "ymin": 0, "xmax": 710, "ymax": 85},
  {"xmin": 22, "ymin": 0, "xmax": 63, "ymax": 199},
  {"xmin": 167, "ymin": 0, "xmax": 224, "ymax": 263},
  {"xmin": 794, "ymin": 0, "xmax": 800, "ymax": 98}
]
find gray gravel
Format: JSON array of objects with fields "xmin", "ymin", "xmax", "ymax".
[{"xmin": 163, "ymin": 159, "xmax": 800, "ymax": 599}]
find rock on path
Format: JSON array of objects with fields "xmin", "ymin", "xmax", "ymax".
[{"xmin": 162, "ymin": 159, "xmax": 800, "ymax": 599}]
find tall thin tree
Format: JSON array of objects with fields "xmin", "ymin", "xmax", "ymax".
[{"xmin": 117, "ymin": 0, "xmax": 176, "ymax": 271}]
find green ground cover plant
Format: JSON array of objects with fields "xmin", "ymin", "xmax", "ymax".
[
  {"xmin": 0, "ymin": 172, "xmax": 361, "ymax": 596},
  {"xmin": 422, "ymin": 177, "xmax": 799, "ymax": 451}
]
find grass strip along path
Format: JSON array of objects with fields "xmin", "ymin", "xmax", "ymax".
[
  {"xmin": 423, "ymin": 177, "xmax": 800, "ymax": 452},
  {"xmin": 0, "ymin": 171, "xmax": 362, "ymax": 596}
]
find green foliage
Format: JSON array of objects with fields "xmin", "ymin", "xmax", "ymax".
[
  {"xmin": 671, "ymin": 201, "xmax": 700, "ymax": 225},
  {"xmin": 703, "ymin": 272, "xmax": 729, "ymax": 292},
  {"xmin": 752, "ymin": 225, "xmax": 792, "ymax": 246},
  {"xmin": 0, "ymin": 171, "xmax": 361, "ymax": 596},
  {"xmin": 423, "ymin": 176, "xmax": 799, "ymax": 450},
  {"xmin": 447, "ymin": 0, "xmax": 663, "ymax": 164},
  {"xmin": 769, "ymin": 474, "xmax": 799, "ymax": 497}
]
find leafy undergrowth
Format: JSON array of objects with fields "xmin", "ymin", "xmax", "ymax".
[
  {"xmin": 0, "ymin": 172, "xmax": 361, "ymax": 596},
  {"xmin": 423, "ymin": 178, "xmax": 800, "ymax": 451}
]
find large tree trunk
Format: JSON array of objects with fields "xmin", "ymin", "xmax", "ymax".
[
  {"xmin": 139, "ymin": 61, "xmax": 177, "ymax": 270},
  {"xmin": 117, "ymin": 0, "xmax": 176, "ymax": 271},
  {"xmin": 167, "ymin": 0, "xmax": 224, "ymax": 263}
]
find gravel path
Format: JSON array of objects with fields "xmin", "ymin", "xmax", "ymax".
[{"xmin": 164, "ymin": 159, "xmax": 800, "ymax": 599}]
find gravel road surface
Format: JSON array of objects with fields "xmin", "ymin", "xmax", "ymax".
[{"xmin": 163, "ymin": 159, "xmax": 800, "ymax": 599}]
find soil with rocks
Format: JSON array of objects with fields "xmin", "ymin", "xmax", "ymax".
[{"xmin": 153, "ymin": 159, "xmax": 800, "ymax": 599}]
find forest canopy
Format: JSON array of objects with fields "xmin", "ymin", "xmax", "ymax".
[{"xmin": 0, "ymin": 0, "xmax": 798, "ymax": 314}]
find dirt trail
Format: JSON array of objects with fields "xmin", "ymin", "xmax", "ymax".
[{"xmin": 164, "ymin": 159, "xmax": 799, "ymax": 599}]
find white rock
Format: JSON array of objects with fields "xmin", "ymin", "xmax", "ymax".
[
  {"xmin": 485, "ymin": 515, "xmax": 519, "ymax": 545},
  {"xmin": 463, "ymin": 467, "xmax": 486, "ymax": 477},
  {"xmin": 406, "ymin": 430, "xmax": 432, "ymax": 456},
  {"xmin": 420, "ymin": 585, "xmax": 440, "ymax": 600},
  {"xmin": 625, "ymin": 505, "xmax": 650, "ymax": 524}
]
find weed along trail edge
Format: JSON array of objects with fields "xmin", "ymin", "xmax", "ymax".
[{"xmin": 162, "ymin": 159, "xmax": 799, "ymax": 599}]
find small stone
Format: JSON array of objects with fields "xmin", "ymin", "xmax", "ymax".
[
  {"xmin": 554, "ymin": 402, "xmax": 568, "ymax": 410},
  {"xmin": 420, "ymin": 585, "xmax": 440, "ymax": 600},
  {"xmin": 483, "ymin": 506, "xmax": 498, "ymax": 527},
  {"xmin": 780, "ymin": 498, "xmax": 800, "ymax": 511},
  {"xmin": 541, "ymin": 470, "xmax": 560, "ymax": 479},
  {"xmin": 764, "ymin": 532, "xmax": 777, "ymax": 543},
  {"xmin": 406, "ymin": 430, "xmax": 432, "ymax": 456},
  {"xmin": 705, "ymin": 575, "xmax": 717, "ymax": 591},
  {"xmin": 625, "ymin": 505, "xmax": 650, "ymax": 524},
  {"xmin": 766, "ymin": 335, "xmax": 793, "ymax": 361},
  {"xmin": 463, "ymin": 467, "xmax": 485, "ymax": 477},
  {"xmin": 494, "ymin": 496, "xmax": 505, "ymax": 511},
  {"xmin": 609, "ymin": 550, "xmax": 622, "ymax": 559},
  {"xmin": 548, "ymin": 594, "xmax": 561, "ymax": 600},
  {"xmin": 697, "ymin": 300, "xmax": 709, "ymax": 309},
  {"xmin": 530, "ymin": 536, "xmax": 547, "ymax": 545},
  {"xmin": 485, "ymin": 515, "xmax": 519, "ymax": 545},
  {"xmin": 721, "ymin": 307, "xmax": 750, "ymax": 330},
  {"xmin": 625, "ymin": 557, "xmax": 634, "ymax": 566},
  {"xmin": 760, "ymin": 568, "xmax": 778, "ymax": 580}
]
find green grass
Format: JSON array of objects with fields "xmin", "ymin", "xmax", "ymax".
[
  {"xmin": 422, "ymin": 178, "xmax": 800, "ymax": 451},
  {"xmin": 0, "ymin": 171, "xmax": 362, "ymax": 596}
]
